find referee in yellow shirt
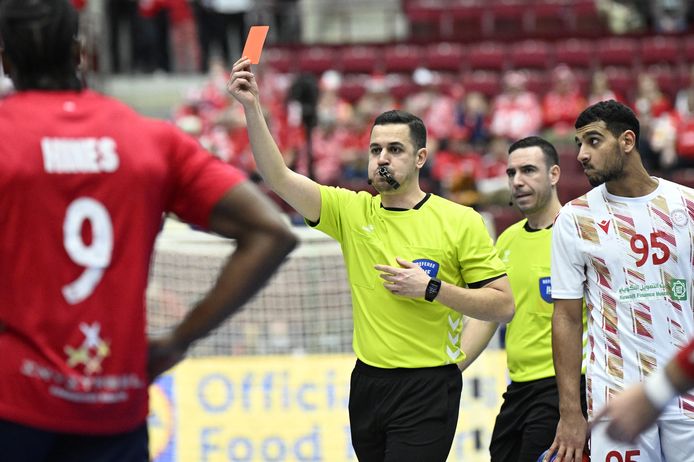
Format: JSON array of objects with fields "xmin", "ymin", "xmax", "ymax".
[{"xmin": 461, "ymin": 136, "xmax": 587, "ymax": 462}]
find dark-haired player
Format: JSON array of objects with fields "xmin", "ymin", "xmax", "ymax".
[
  {"xmin": 0, "ymin": 1, "xmax": 297, "ymax": 461},
  {"xmin": 228, "ymin": 57, "xmax": 514, "ymax": 462},
  {"xmin": 547, "ymin": 100, "xmax": 694, "ymax": 462}
]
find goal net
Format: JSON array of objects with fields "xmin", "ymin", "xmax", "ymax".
[{"xmin": 146, "ymin": 219, "xmax": 354, "ymax": 357}]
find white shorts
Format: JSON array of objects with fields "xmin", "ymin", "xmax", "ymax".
[{"xmin": 590, "ymin": 419, "xmax": 694, "ymax": 462}]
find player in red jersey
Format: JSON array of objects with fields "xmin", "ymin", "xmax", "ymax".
[{"xmin": 0, "ymin": 1, "xmax": 297, "ymax": 461}]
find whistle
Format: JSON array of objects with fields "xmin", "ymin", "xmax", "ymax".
[{"xmin": 377, "ymin": 166, "xmax": 400, "ymax": 189}]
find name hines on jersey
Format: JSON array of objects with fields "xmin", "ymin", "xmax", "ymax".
[{"xmin": 42, "ymin": 137, "xmax": 119, "ymax": 174}]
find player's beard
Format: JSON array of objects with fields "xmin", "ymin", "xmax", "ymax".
[{"xmin": 585, "ymin": 146, "xmax": 626, "ymax": 187}]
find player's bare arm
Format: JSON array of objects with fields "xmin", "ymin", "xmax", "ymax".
[
  {"xmin": 457, "ymin": 318, "xmax": 499, "ymax": 372},
  {"xmin": 375, "ymin": 258, "xmax": 514, "ymax": 322},
  {"xmin": 546, "ymin": 298, "xmax": 586, "ymax": 462},
  {"xmin": 148, "ymin": 182, "xmax": 297, "ymax": 380},
  {"xmin": 227, "ymin": 57, "xmax": 322, "ymax": 222}
]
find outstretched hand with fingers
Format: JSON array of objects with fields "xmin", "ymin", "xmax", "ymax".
[
  {"xmin": 374, "ymin": 257, "xmax": 431, "ymax": 299},
  {"xmin": 226, "ymin": 57, "xmax": 259, "ymax": 108}
]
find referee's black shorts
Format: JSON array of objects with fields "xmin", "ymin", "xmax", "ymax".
[
  {"xmin": 0, "ymin": 419, "xmax": 149, "ymax": 462},
  {"xmin": 348, "ymin": 359, "xmax": 462, "ymax": 462},
  {"xmin": 490, "ymin": 375, "xmax": 587, "ymax": 462}
]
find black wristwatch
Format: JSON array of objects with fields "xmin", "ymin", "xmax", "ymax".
[{"xmin": 425, "ymin": 277, "xmax": 442, "ymax": 302}]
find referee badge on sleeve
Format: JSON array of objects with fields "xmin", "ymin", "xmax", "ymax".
[{"xmin": 539, "ymin": 277, "xmax": 552, "ymax": 303}]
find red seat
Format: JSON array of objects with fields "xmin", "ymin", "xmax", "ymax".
[
  {"xmin": 509, "ymin": 40, "xmax": 552, "ymax": 70},
  {"xmin": 263, "ymin": 47, "xmax": 294, "ymax": 73},
  {"xmin": 554, "ymin": 39, "xmax": 594, "ymax": 69},
  {"xmin": 462, "ymin": 70, "xmax": 502, "ymax": 98},
  {"xmin": 404, "ymin": 0, "xmax": 447, "ymax": 41},
  {"xmin": 558, "ymin": 175, "xmax": 591, "ymax": 204},
  {"xmin": 389, "ymin": 75, "xmax": 419, "ymax": 101},
  {"xmin": 523, "ymin": 69, "xmax": 550, "ymax": 96},
  {"xmin": 596, "ymin": 37, "xmax": 639, "ymax": 68},
  {"xmin": 384, "ymin": 44, "xmax": 425, "ymax": 74},
  {"xmin": 669, "ymin": 168, "xmax": 694, "ymax": 189},
  {"xmin": 340, "ymin": 46, "xmax": 382, "ymax": 75},
  {"xmin": 572, "ymin": 68, "xmax": 592, "ymax": 95},
  {"xmin": 527, "ymin": 2, "xmax": 568, "ymax": 38},
  {"xmin": 425, "ymin": 42, "xmax": 465, "ymax": 73},
  {"xmin": 646, "ymin": 64, "xmax": 681, "ymax": 100},
  {"xmin": 298, "ymin": 47, "xmax": 338, "ymax": 75},
  {"xmin": 337, "ymin": 76, "xmax": 366, "ymax": 104},
  {"xmin": 640, "ymin": 36, "xmax": 681, "ymax": 66},
  {"xmin": 449, "ymin": 2, "xmax": 492, "ymax": 40},
  {"xmin": 684, "ymin": 36, "xmax": 694, "ymax": 63},
  {"xmin": 468, "ymin": 42, "xmax": 507, "ymax": 72},
  {"xmin": 558, "ymin": 149, "xmax": 583, "ymax": 176},
  {"xmin": 566, "ymin": 0, "xmax": 607, "ymax": 37},
  {"xmin": 604, "ymin": 66, "xmax": 636, "ymax": 101},
  {"xmin": 489, "ymin": 2, "xmax": 529, "ymax": 39}
]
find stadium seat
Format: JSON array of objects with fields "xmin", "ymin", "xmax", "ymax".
[
  {"xmin": 384, "ymin": 44, "xmax": 426, "ymax": 74},
  {"xmin": 337, "ymin": 76, "xmax": 367, "ymax": 103},
  {"xmin": 596, "ymin": 37, "xmax": 639, "ymax": 68},
  {"xmin": 509, "ymin": 40, "xmax": 553, "ymax": 70},
  {"xmin": 558, "ymin": 175, "xmax": 591, "ymax": 204},
  {"xmin": 404, "ymin": 0, "xmax": 447, "ymax": 41},
  {"xmin": 571, "ymin": 68, "xmax": 592, "ymax": 95},
  {"xmin": 566, "ymin": 0, "xmax": 607, "ymax": 37},
  {"xmin": 670, "ymin": 168, "xmax": 694, "ymax": 189},
  {"xmin": 263, "ymin": 47, "xmax": 294, "ymax": 73},
  {"xmin": 558, "ymin": 149, "xmax": 583, "ymax": 176},
  {"xmin": 339, "ymin": 45, "xmax": 382, "ymax": 75},
  {"xmin": 389, "ymin": 75, "xmax": 419, "ymax": 101},
  {"xmin": 554, "ymin": 38, "xmax": 594, "ymax": 69},
  {"xmin": 603, "ymin": 66, "xmax": 636, "ymax": 103},
  {"xmin": 640, "ymin": 36, "xmax": 681, "ymax": 67},
  {"xmin": 462, "ymin": 70, "xmax": 502, "ymax": 98},
  {"xmin": 646, "ymin": 64, "xmax": 681, "ymax": 100},
  {"xmin": 489, "ymin": 1, "xmax": 529, "ymax": 40},
  {"xmin": 526, "ymin": 2, "xmax": 568, "ymax": 38},
  {"xmin": 449, "ymin": 1, "xmax": 491, "ymax": 41},
  {"xmin": 523, "ymin": 69, "xmax": 550, "ymax": 96},
  {"xmin": 298, "ymin": 46, "xmax": 339, "ymax": 75},
  {"xmin": 682, "ymin": 35, "xmax": 694, "ymax": 63},
  {"xmin": 467, "ymin": 42, "xmax": 508, "ymax": 72},
  {"xmin": 425, "ymin": 42, "xmax": 465, "ymax": 73}
]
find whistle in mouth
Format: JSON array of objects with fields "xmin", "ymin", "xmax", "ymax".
[{"xmin": 377, "ymin": 166, "xmax": 400, "ymax": 189}]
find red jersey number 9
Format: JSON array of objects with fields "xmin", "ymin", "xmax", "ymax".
[{"xmin": 62, "ymin": 198, "xmax": 114, "ymax": 305}]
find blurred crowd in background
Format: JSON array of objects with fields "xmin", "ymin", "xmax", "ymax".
[
  {"xmin": 15, "ymin": 0, "xmax": 694, "ymax": 227},
  {"xmin": 170, "ymin": 61, "xmax": 694, "ymax": 215}
]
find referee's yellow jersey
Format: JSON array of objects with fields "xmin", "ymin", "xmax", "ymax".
[
  {"xmin": 311, "ymin": 185, "xmax": 506, "ymax": 369},
  {"xmin": 496, "ymin": 219, "xmax": 587, "ymax": 382}
]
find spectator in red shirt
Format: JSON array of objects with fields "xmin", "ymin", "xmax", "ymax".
[
  {"xmin": 542, "ymin": 65, "xmax": 586, "ymax": 138},
  {"xmin": 490, "ymin": 71, "xmax": 542, "ymax": 141}
]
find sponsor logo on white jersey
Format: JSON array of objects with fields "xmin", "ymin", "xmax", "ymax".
[{"xmin": 42, "ymin": 137, "xmax": 120, "ymax": 174}]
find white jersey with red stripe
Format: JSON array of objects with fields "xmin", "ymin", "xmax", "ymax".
[{"xmin": 552, "ymin": 178, "xmax": 694, "ymax": 420}]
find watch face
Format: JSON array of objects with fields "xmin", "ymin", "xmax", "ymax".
[{"xmin": 425, "ymin": 278, "xmax": 441, "ymax": 301}]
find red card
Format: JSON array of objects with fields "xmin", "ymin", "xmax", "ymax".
[{"xmin": 241, "ymin": 26, "xmax": 270, "ymax": 64}]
